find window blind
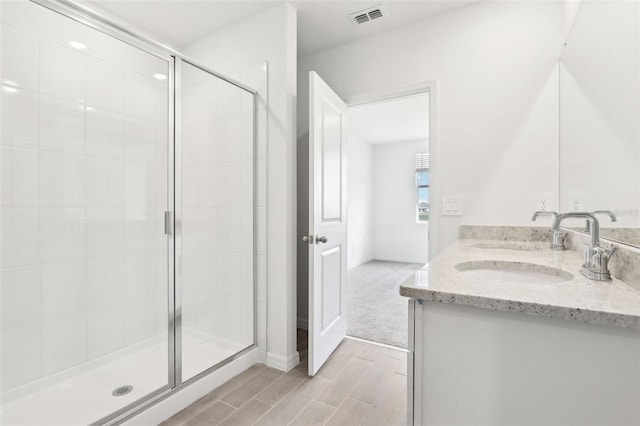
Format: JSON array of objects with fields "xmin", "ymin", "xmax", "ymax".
[{"xmin": 416, "ymin": 153, "xmax": 429, "ymax": 169}]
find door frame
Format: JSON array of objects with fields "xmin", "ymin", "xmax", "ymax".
[
  {"xmin": 304, "ymin": 82, "xmax": 438, "ymax": 308},
  {"xmin": 344, "ymin": 81, "xmax": 438, "ymax": 262}
]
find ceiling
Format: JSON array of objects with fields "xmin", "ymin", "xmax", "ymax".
[
  {"xmin": 82, "ymin": 0, "xmax": 478, "ymax": 56},
  {"xmin": 294, "ymin": 1, "xmax": 477, "ymax": 57},
  {"xmin": 348, "ymin": 93, "xmax": 429, "ymax": 145}
]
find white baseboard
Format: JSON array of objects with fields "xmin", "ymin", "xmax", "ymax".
[
  {"xmin": 347, "ymin": 255, "xmax": 375, "ymax": 270},
  {"xmin": 266, "ymin": 351, "xmax": 300, "ymax": 372},
  {"xmin": 297, "ymin": 316, "xmax": 308, "ymax": 330},
  {"xmin": 373, "ymin": 256, "xmax": 428, "ymax": 265}
]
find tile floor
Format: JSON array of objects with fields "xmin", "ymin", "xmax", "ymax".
[{"xmin": 160, "ymin": 334, "xmax": 407, "ymax": 426}]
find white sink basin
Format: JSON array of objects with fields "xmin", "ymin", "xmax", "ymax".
[
  {"xmin": 455, "ymin": 260, "xmax": 574, "ymax": 284},
  {"xmin": 471, "ymin": 242, "xmax": 543, "ymax": 251}
]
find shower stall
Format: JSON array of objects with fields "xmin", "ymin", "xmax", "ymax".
[{"xmin": 0, "ymin": 0, "xmax": 257, "ymax": 424}]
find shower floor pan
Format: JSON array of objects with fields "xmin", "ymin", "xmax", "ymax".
[{"xmin": 1, "ymin": 331, "xmax": 242, "ymax": 426}]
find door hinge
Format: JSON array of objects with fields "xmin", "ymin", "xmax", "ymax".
[{"xmin": 164, "ymin": 211, "xmax": 171, "ymax": 235}]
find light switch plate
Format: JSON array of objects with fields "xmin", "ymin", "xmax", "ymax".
[{"xmin": 442, "ymin": 196, "xmax": 462, "ymax": 216}]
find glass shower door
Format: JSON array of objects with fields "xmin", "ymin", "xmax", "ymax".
[
  {"xmin": 178, "ymin": 60, "xmax": 255, "ymax": 382},
  {"xmin": 0, "ymin": 1, "xmax": 172, "ymax": 424}
]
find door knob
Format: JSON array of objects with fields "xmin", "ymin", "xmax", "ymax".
[
  {"xmin": 315, "ymin": 235, "xmax": 328, "ymax": 244},
  {"xmin": 302, "ymin": 235, "xmax": 314, "ymax": 244}
]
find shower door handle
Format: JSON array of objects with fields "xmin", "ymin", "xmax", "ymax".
[{"xmin": 164, "ymin": 211, "xmax": 172, "ymax": 235}]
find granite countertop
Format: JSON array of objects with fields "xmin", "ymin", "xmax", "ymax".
[{"xmin": 399, "ymin": 239, "xmax": 640, "ymax": 329}]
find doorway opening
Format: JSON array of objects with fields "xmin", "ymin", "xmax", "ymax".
[
  {"xmin": 302, "ymin": 72, "xmax": 433, "ymax": 376},
  {"xmin": 345, "ymin": 92, "xmax": 430, "ymax": 349}
]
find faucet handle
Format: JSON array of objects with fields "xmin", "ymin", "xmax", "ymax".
[
  {"xmin": 582, "ymin": 244, "xmax": 616, "ymax": 281},
  {"xmin": 532, "ymin": 211, "xmax": 558, "ymax": 221},
  {"xmin": 551, "ymin": 229, "xmax": 566, "ymax": 251},
  {"xmin": 532, "ymin": 211, "xmax": 565, "ymax": 250}
]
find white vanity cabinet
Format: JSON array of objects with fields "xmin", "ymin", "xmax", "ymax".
[
  {"xmin": 401, "ymin": 237, "xmax": 640, "ymax": 426},
  {"xmin": 407, "ymin": 299, "xmax": 640, "ymax": 425}
]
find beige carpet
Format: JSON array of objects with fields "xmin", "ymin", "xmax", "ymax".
[{"xmin": 346, "ymin": 260, "xmax": 425, "ymax": 349}]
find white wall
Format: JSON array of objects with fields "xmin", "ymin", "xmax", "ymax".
[
  {"xmin": 297, "ymin": 0, "xmax": 563, "ymax": 324},
  {"xmin": 373, "ymin": 140, "xmax": 428, "ymax": 264},
  {"xmin": 298, "ymin": 0, "xmax": 563, "ymax": 253},
  {"xmin": 346, "ymin": 135, "xmax": 374, "ymax": 269},
  {"xmin": 184, "ymin": 3, "xmax": 299, "ymax": 371},
  {"xmin": 559, "ymin": 1, "xmax": 640, "ymax": 229}
]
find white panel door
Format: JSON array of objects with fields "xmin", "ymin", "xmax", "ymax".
[{"xmin": 308, "ymin": 71, "xmax": 348, "ymax": 376}]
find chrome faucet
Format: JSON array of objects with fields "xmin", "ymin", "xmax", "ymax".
[
  {"xmin": 532, "ymin": 211, "xmax": 565, "ymax": 250},
  {"xmin": 552, "ymin": 212, "xmax": 616, "ymax": 281},
  {"xmin": 587, "ymin": 210, "xmax": 617, "ymax": 234}
]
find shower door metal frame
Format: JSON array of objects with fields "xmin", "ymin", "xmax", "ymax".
[
  {"xmin": 173, "ymin": 56, "xmax": 260, "ymax": 389},
  {"xmin": 24, "ymin": 1, "xmax": 259, "ymax": 425}
]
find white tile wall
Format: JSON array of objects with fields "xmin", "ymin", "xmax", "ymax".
[
  {"xmin": 1, "ymin": 24, "xmax": 39, "ymax": 91},
  {"xmin": 1, "ymin": 207, "xmax": 39, "ymax": 267},
  {"xmin": 196, "ymin": 122, "xmax": 217, "ymax": 165},
  {"xmin": 1, "ymin": 86, "xmax": 39, "ymax": 149},
  {"xmin": 41, "ymin": 260, "xmax": 86, "ymax": 319},
  {"xmin": 217, "ymin": 76, "xmax": 244, "ymax": 119},
  {"xmin": 86, "ymin": 157, "xmax": 109, "ymax": 207},
  {"xmin": 196, "ymin": 165, "xmax": 216, "ymax": 207},
  {"xmin": 123, "ymin": 70, "xmax": 159, "ymax": 122},
  {"xmin": 0, "ymin": 21, "xmax": 170, "ymax": 393},
  {"xmin": 123, "ymin": 162, "xmax": 148, "ymax": 207},
  {"xmin": 42, "ymin": 311, "xmax": 88, "ymax": 375},
  {"xmin": 1, "ymin": 146, "xmax": 39, "ymax": 206},
  {"xmin": 86, "ymin": 108, "xmax": 123, "ymax": 159},
  {"xmin": 1, "ymin": 323, "xmax": 42, "ymax": 391},
  {"xmin": 40, "ymin": 39, "xmax": 85, "ymax": 103},
  {"xmin": 123, "ymin": 116, "xmax": 155, "ymax": 163},
  {"xmin": 39, "ymin": 152, "xmax": 85, "ymax": 207},
  {"xmin": 88, "ymin": 302, "xmax": 126, "ymax": 359},
  {"xmin": 39, "ymin": 95, "xmax": 85, "ymax": 155},
  {"xmin": 87, "ymin": 255, "xmax": 125, "ymax": 308},
  {"xmin": 107, "ymin": 160, "xmax": 125, "ymax": 207},
  {"xmin": 39, "ymin": 207, "xmax": 85, "ymax": 263},
  {"xmin": 86, "ymin": 208, "xmax": 124, "ymax": 257},
  {"xmin": 125, "ymin": 296, "xmax": 157, "ymax": 346},
  {"xmin": 86, "ymin": 56, "xmax": 123, "ymax": 112},
  {"xmin": 1, "ymin": 266, "xmax": 41, "ymax": 329}
]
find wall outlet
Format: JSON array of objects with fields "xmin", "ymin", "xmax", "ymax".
[
  {"xmin": 535, "ymin": 193, "xmax": 553, "ymax": 212},
  {"xmin": 567, "ymin": 192, "xmax": 584, "ymax": 212},
  {"xmin": 442, "ymin": 196, "xmax": 462, "ymax": 216}
]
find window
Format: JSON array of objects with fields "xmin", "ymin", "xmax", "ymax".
[{"xmin": 416, "ymin": 153, "xmax": 429, "ymax": 223}]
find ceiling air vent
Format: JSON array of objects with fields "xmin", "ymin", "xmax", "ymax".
[
  {"xmin": 349, "ymin": 5, "xmax": 386, "ymax": 25},
  {"xmin": 368, "ymin": 8, "xmax": 383, "ymax": 20}
]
